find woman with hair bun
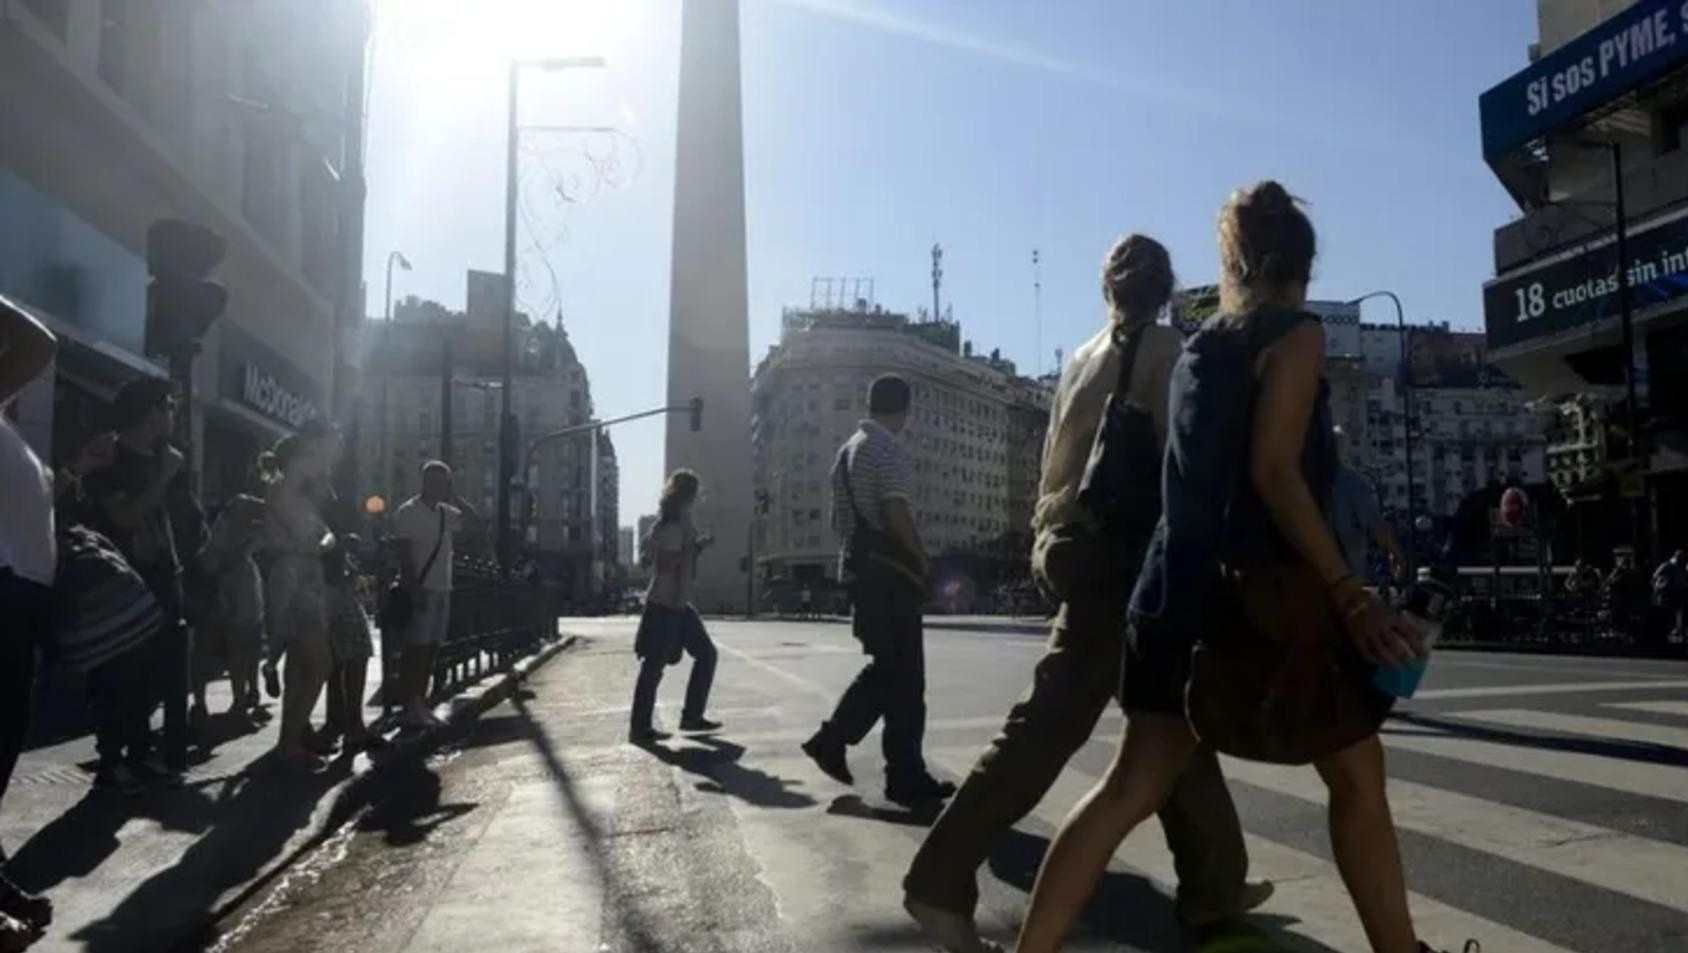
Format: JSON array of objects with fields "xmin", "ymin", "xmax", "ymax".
[{"xmin": 1013, "ymin": 183, "xmax": 1472, "ymax": 953}]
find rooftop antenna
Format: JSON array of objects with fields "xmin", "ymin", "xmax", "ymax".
[
  {"xmin": 1032, "ymin": 249, "xmax": 1042, "ymax": 377},
  {"xmin": 931, "ymin": 242, "xmax": 944, "ymax": 326}
]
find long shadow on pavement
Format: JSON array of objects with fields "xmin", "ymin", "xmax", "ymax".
[
  {"xmin": 8, "ymin": 784, "xmax": 218, "ymax": 897},
  {"xmin": 54, "ymin": 762, "xmax": 346, "ymax": 953},
  {"xmin": 638, "ymin": 735, "xmax": 817, "ymax": 810},
  {"xmin": 1386, "ymin": 710, "xmax": 1688, "ymax": 767},
  {"xmin": 357, "ymin": 758, "xmax": 478, "ymax": 848}
]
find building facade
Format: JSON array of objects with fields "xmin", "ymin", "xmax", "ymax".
[
  {"xmin": 750, "ymin": 304, "xmax": 1048, "ymax": 583},
  {"xmin": 359, "ymin": 271, "xmax": 616, "ymax": 601},
  {"xmin": 1479, "ymin": 0, "xmax": 1688, "ymax": 557},
  {"xmin": 1, "ymin": 0, "xmax": 367, "ymax": 502}
]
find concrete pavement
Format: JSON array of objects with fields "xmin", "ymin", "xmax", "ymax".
[{"xmin": 207, "ymin": 617, "xmax": 1688, "ymax": 953}]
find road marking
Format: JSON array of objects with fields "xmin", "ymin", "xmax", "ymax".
[
  {"xmin": 715, "ymin": 637, "xmax": 834, "ymax": 699},
  {"xmin": 1410, "ymin": 678, "xmax": 1688, "ymax": 700},
  {"xmin": 1381, "ymin": 729, "xmax": 1688, "ymax": 803},
  {"xmin": 925, "ymin": 747, "xmax": 1575, "ymax": 953},
  {"xmin": 1454, "ymin": 709, "xmax": 1688, "ymax": 752},
  {"xmin": 1605, "ymin": 700, "xmax": 1688, "ymax": 718},
  {"xmin": 1221, "ymin": 756, "xmax": 1688, "ymax": 915},
  {"xmin": 1433, "ymin": 657, "xmax": 1679, "ymax": 680}
]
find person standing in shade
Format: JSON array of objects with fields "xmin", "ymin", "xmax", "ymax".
[
  {"xmin": 392, "ymin": 461, "xmax": 477, "ymax": 729},
  {"xmin": 1329, "ymin": 429, "xmax": 1403, "ymax": 591},
  {"xmin": 802, "ymin": 375, "xmax": 956, "ymax": 807},
  {"xmin": 83, "ymin": 376, "xmax": 191, "ymax": 780},
  {"xmin": 628, "ymin": 468, "xmax": 721, "ymax": 743},
  {"xmin": 903, "ymin": 236, "xmax": 1267, "ymax": 953},
  {"xmin": 1652, "ymin": 549, "xmax": 1687, "ymax": 643},
  {"xmin": 259, "ymin": 436, "xmax": 337, "ymax": 770}
]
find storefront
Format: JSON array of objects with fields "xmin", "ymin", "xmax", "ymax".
[
  {"xmin": 200, "ymin": 322, "xmax": 326, "ymax": 505},
  {"xmin": 1480, "ymin": 0, "xmax": 1688, "ymax": 560}
]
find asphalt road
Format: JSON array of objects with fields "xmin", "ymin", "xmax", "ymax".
[{"xmin": 215, "ymin": 617, "xmax": 1688, "ymax": 953}]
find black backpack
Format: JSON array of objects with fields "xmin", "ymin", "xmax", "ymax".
[{"xmin": 1076, "ymin": 323, "xmax": 1164, "ymax": 558}]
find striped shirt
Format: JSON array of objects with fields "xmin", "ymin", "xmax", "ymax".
[{"xmin": 831, "ymin": 419, "xmax": 914, "ymax": 554}]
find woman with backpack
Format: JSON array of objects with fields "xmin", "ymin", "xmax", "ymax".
[{"xmin": 1012, "ymin": 183, "xmax": 1471, "ymax": 953}]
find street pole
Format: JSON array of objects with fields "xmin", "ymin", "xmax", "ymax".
[
  {"xmin": 1350, "ymin": 290, "xmax": 1416, "ymax": 581},
  {"xmin": 497, "ymin": 61, "xmax": 520, "ymax": 574},
  {"xmin": 588, "ymin": 427, "xmax": 599, "ymax": 605},
  {"xmin": 1609, "ymin": 141, "xmax": 1648, "ymax": 565},
  {"xmin": 439, "ymin": 328, "xmax": 453, "ymax": 464}
]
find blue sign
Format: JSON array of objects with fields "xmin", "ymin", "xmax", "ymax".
[
  {"xmin": 1484, "ymin": 207, "xmax": 1688, "ymax": 350},
  {"xmin": 1480, "ymin": 0, "xmax": 1688, "ymax": 158}
]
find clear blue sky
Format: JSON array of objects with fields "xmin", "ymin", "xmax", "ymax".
[{"xmin": 361, "ymin": 0, "xmax": 1540, "ymax": 527}]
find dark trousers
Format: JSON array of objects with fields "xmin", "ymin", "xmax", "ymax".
[
  {"xmin": 630, "ymin": 605, "xmax": 718, "ymax": 729},
  {"xmin": 1, "ymin": 572, "xmax": 51, "ymax": 819},
  {"xmin": 148, "ymin": 619, "xmax": 191, "ymax": 769},
  {"xmin": 88, "ymin": 642, "xmax": 156, "ymax": 770},
  {"xmin": 815, "ymin": 577, "xmax": 928, "ymax": 783},
  {"xmin": 903, "ymin": 592, "xmax": 1249, "ymax": 920}
]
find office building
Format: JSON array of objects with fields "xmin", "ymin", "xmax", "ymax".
[
  {"xmin": 1480, "ymin": 0, "xmax": 1688, "ymax": 554},
  {"xmin": 1, "ymin": 1, "xmax": 369, "ymax": 501}
]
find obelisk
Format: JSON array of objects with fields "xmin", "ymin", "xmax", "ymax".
[{"xmin": 666, "ymin": 0, "xmax": 752, "ymax": 612}]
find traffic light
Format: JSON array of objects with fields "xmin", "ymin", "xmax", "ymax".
[
  {"xmin": 689, "ymin": 396, "xmax": 704, "ymax": 432},
  {"xmin": 145, "ymin": 219, "xmax": 227, "ymax": 360}
]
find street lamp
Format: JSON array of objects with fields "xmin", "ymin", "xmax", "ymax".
[
  {"xmin": 1349, "ymin": 290, "xmax": 1417, "ymax": 580},
  {"xmin": 498, "ymin": 55, "xmax": 608, "ymax": 574},
  {"xmin": 383, "ymin": 250, "xmax": 412, "ymax": 322}
]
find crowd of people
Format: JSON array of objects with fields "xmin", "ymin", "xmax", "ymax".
[
  {"xmin": 0, "ymin": 294, "xmax": 478, "ymax": 950},
  {"xmin": 629, "ymin": 181, "xmax": 1477, "ymax": 953}
]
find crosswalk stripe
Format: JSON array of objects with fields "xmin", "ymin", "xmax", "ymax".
[
  {"xmin": 1605, "ymin": 700, "xmax": 1688, "ymax": 718},
  {"xmin": 925, "ymin": 746, "xmax": 1575, "ymax": 953},
  {"xmin": 1409, "ymin": 678, "xmax": 1688, "ymax": 699},
  {"xmin": 1455, "ymin": 709, "xmax": 1688, "ymax": 751},
  {"xmin": 1220, "ymin": 755, "xmax": 1688, "ymax": 915},
  {"xmin": 1382, "ymin": 728, "xmax": 1688, "ymax": 803}
]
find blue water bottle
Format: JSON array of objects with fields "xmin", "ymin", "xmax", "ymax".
[{"xmin": 1372, "ymin": 578, "xmax": 1453, "ymax": 699}]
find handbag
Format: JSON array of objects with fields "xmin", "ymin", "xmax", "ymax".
[
  {"xmin": 834, "ymin": 445, "xmax": 926, "ymax": 599},
  {"xmin": 1184, "ymin": 559, "xmax": 1394, "ymax": 765},
  {"xmin": 50, "ymin": 526, "xmax": 163, "ymax": 674},
  {"xmin": 378, "ymin": 506, "xmax": 447, "ymax": 632},
  {"xmin": 1076, "ymin": 323, "xmax": 1163, "ymax": 569}
]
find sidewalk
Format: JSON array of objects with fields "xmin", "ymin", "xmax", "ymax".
[{"xmin": 1, "ymin": 632, "xmax": 566, "ymax": 953}]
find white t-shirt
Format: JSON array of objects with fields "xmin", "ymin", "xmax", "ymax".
[
  {"xmin": 394, "ymin": 497, "xmax": 462, "ymax": 591},
  {"xmin": 0, "ymin": 415, "xmax": 55, "ymax": 585}
]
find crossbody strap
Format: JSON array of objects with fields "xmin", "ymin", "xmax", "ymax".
[
  {"xmin": 417, "ymin": 506, "xmax": 447, "ymax": 583},
  {"xmin": 1109, "ymin": 320, "xmax": 1150, "ymax": 401}
]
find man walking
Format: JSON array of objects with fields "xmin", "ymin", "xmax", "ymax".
[
  {"xmin": 84, "ymin": 376, "xmax": 191, "ymax": 779},
  {"xmin": 802, "ymin": 375, "xmax": 955, "ymax": 807},
  {"xmin": 392, "ymin": 461, "xmax": 477, "ymax": 728},
  {"xmin": 1652, "ymin": 548, "xmax": 1686, "ymax": 643}
]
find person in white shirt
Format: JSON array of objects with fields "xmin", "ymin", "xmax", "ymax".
[
  {"xmin": 391, "ymin": 461, "xmax": 477, "ymax": 728},
  {"xmin": 0, "ymin": 295, "xmax": 61, "ymax": 939}
]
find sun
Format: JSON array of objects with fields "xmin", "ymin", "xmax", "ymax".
[{"xmin": 379, "ymin": 0, "xmax": 624, "ymax": 71}]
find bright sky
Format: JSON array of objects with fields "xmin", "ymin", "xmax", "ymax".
[{"xmin": 362, "ymin": 0, "xmax": 1540, "ymax": 529}]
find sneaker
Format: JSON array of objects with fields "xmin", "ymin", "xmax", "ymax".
[
  {"xmin": 885, "ymin": 774, "xmax": 957, "ymax": 807},
  {"xmin": 628, "ymin": 726, "xmax": 671, "ymax": 745},
  {"xmin": 262, "ymin": 664, "xmax": 281, "ymax": 699},
  {"xmin": 94, "ymin": 764, "xmax": 145, "ymax": 798},
  {"xmin": 678, "ymin": 716, "xmax": 723, "ymax": 733},
  {"xmin": 801, "ymin": 734, "xmax": 853, "ymax": 785},
  {"xmin": 1178, "ymin": 880, "xmax": 1276, "ymax": 928},
  {"xmin": 0, "ymin": 911, "xmax": 34, "ymax": 953},
  {"xmin": 0, "ymin": 876, "xmax": 52, "ymax": 931}
]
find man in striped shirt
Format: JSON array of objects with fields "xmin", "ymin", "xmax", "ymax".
[{"xmin": 803, "ymin": 375, "xmax": 956, "ymax": 808}]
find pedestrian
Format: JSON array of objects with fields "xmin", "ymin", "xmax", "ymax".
[
  {"xmin": 902, "ymin": 235, "xmax": 1268, "ymax": 953},
  {"xmin": 0, "ymin": 295, "xmax": 60, "ymax": 945},
  {"xmin": 1329, "ymin": 430, "xmax": 1404, "ymax": 590},
  {"xmin": 82, "ymin": 375, "xmax": 192, "ymax": 780},
  {"xmin": 1012, "ymin": 182, "xmax": 1468, "ymax": 953},
  {"xmin": 801, "ymin": 374, "xmax": 956, "ymax": 807},
  {"xmin": 312, "ymin": 451, "xmax": 382, "ymax": 752},
  {"xmin": 194, "ymin": 487, "xmax": 268, "ymax": 725},
  {"xmin": 259, "ymin": 436, "xmax": 337, "ymax": 769},
  {"xmin": 1652, "ymin": 548, "xmax": 1686, "ymax": 643},
  {"xmin": 391, "ymin": 461, "xmax": 478, "ymax": 730},
  {"xmin": 628, "ymin": 469, "xmax": 722, "ymax": 743}
]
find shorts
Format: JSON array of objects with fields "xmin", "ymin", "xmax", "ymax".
[
  {"xmin": 329, "ymin": 585, "xmax": 375, "ymax": 662},
  {"xmin": 407, "ymin": 589, "xmax": 451, "ymax": 647},
  {"xmin": 1118, "ymin": 616, "xmax": 1195, "ymax": 715}
]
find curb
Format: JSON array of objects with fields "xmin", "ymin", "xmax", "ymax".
[{"xmin": 186, "ymin": 632, "xmax": 581, "ymax": 951}]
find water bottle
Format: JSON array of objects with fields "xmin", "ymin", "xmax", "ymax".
[{"xmin": 1372, "ymin": 578, "xmax": 1454, "ymax": 699}]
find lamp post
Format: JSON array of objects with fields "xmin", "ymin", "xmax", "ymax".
[
  {"xmin": 383, "ymin": 250, "xmax": 412, "ymax": 322},
  {"xmin": 498, "ymin": 56, "xmax": 607, "ymax": 574},
  {"xmin": 1349, "ymin": 290, "xmax": 1416, "ymax": 580}
]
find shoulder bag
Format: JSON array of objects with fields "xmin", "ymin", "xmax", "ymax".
[{"xmin": 378, "ymin": 506, "xmax": 447, "ymax": 633}]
